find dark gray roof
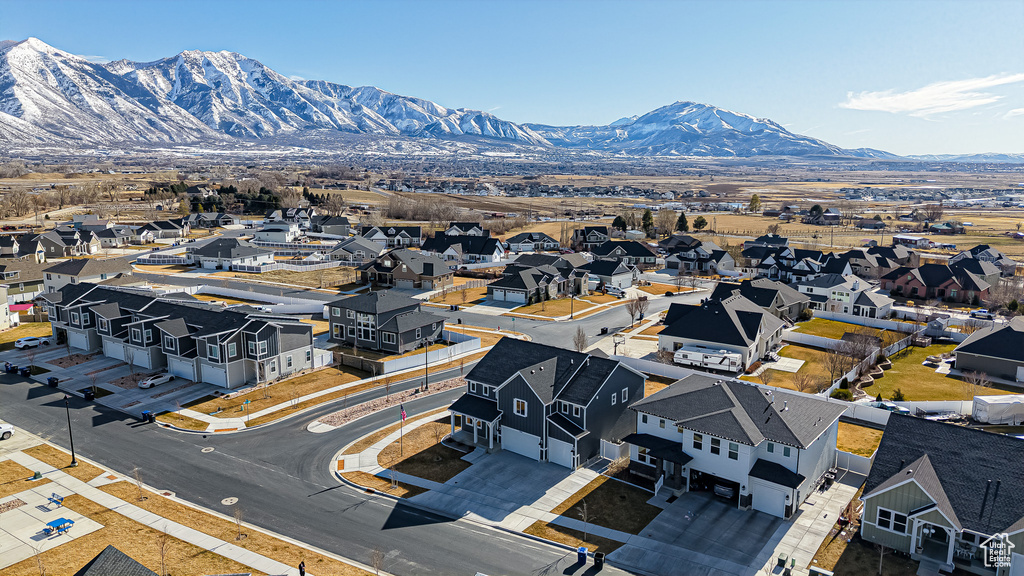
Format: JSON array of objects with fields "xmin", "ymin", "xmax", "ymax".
[
  {"xmin": 489, "ymin": 265, "xmax": 560, "ymax": 292},
  {"xmin": 864, "ymin": 414, "xmax": 1024, "ymax": 535},
  {"xmin": 467, "ymin": 338, "xmax": 624, "ymax": 406},
  {"xmin": 622, "ymin": 433, "xmax": 692, "ymax": 465},
  {"xmin": 331, "ymin": 290, "xmax": 418, "ymax": 315},
  {"xmin": 749, "ymin": 458, "xmax": 805, "ymax": 488},
  {"xmin": 548, "ymin": 413, "xmax": 589, "ymax": 438},
  {"xmin": 506, "ymin": 231, "xmax": 559, "ymax": 244},
  {"xmin": 630, "ymin": 373, "xmax": 846, "ymax": 448},
  {"xmin": 190, "ymin": 238, "xmax": 273, "ymax": 259},
  {"xmin": 90, "ymin": 302, "xmax": 124, "ymax": 319},
  {"xmin": 74, "ymin": 545, "xmax": 158, "ymax": 576},
  {"xmin": 368, "ymin": 248, "xmax": 449, "ymax": 276},
  {"xmin": 661, "ymin": 295, "xmax": 785, "ymax": 348},
  {"xmin": 421, "ymin": 234, "xmax": 501, "ymax": 256},
  {"xmin": 44, "ymin": 258, "xmax": 133, "ymax": 277},
  {"xmin": 449, "ymin": 393, "xmax": 501, "ymax": 422},
  {"xmin": 591, "ymin": 240, "xmax": 657, "ymax": 258},
  {"xmin": 378, "ymin": 310, "xmax": 444, "ymax": 333},
  {"xmin": 854, "ymin": 290, "xmax": 893, "ymax": 308},
  {"xmin": 582, "ymin": 259, "xmax": 631, "ymax": 277},
  {"xmin": 360, "ymin": 225, "xmax": 421, "ymax": 238},
  {"xmin": 955, "ymin": 316, "xmax": 1024, "ymax": 363},
  {"xmin": 155, "ymin": 318, "xmax": 192, "ymax": 338}
]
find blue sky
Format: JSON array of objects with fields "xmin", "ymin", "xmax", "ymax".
[{"xmin": 3, "ymin": 0, "xmax": 1022, "ymax": 155}]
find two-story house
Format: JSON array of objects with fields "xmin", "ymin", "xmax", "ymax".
[
  {"xmin": 0, "ymin": 259, "xmax": 49, "ymax": 304},
  {"xmin": 572, "ymin": 226, "xmax": 610, "ymax": 250},
  {"xmin": 43, "ymin": 258, "xmax": 133, "ymax": 292},
  {"xmin": 626, "ymin": 374, "xmax": 846, "ymax": 518},
  {"xmin": 42, "ymin": 284, "xmax": 315, "ymax": 388},
  {"xmin": 327, "ymin": 236, "xmax": 385, "ymax": 263},
  {"xmin": 447, "ymin": 338, "xmax": 646, "ymax": 469},
  {"xmin": 253, "ymin": 221, "xmax": 301, "ymax": 243},
  {"xmin": 328, "ymin": 290, "xmax": 445, "ymax": 353},
  {"xmin": 881, "ymin": 264, "xmax": 990, "ymax": 304},
  {"xmin": 139, "ymin": 220, "xmax": 189, "ymax": 239},
  {"xmin": 950, "ymin": 244, "xmax": 1018, "ymax": 277},
  {"xmin": 310, "ymin": 215, "xmax": 351, "ymax": 236},
  {"xmin": 357, "ymin": 248, "xmax": 454, "ymax": 290},
  {"xmin": 360, "ymin": 225, "xmax": 423, "ymax": 248},
  {"xmin": 188, "ymin": 238, "xmax": 275, "ymax": 270},
  {"xmin": 795, "ymin": 273, "xmax": 894, "ymax": 318},
  {"xmin": 860, "ymin": 415, "xmax": 1024, "ymax": 574},
  {"xmin": 505, "ymin": 232, "xmax": 561, "ymax": 253},
  {"xmin": 420, "ymin": 234, "xmax": 506, "ymax": 264},
  {"xmin": 445, "ymin": 222, "xmax": 488, "ymax": 237},
  {"xmin": 659, "ymin": 295, "xmax": 786, "ymax": 372},
  {"xmin": 709, "ymin": 279, "xmax": 810, "ymax": 320},
  {"xmin": 590, "ymin": 240, "xmax": 659, "ymax": 270},
  {"xmin": 665, "ymin": 238, "xmax": 735, "ymax": 274}
]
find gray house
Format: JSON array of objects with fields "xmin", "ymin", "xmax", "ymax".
[
  {"xmin": 447, "ymin": 338, "xmax": 646, "ymax": 469},
  {"xmin": 328, "ymin": 291, "xmax": 444, "ymax": 354},
  {"xmin": 953, "ymin": 317, "xmax": 1024, "ymax": 382}
]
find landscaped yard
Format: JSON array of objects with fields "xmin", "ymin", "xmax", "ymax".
[
  {"xmin": 644, "ymin": 375, "xmax": 674, "ymax": 397},
  {"xmin": 445, "ymin": 325, "xmax": 507, "ymax": 347},
  {"xmin": 0, "ymin": 322, "xmax": 53, "ymax": 351},
  {"xmin": 156, "ymin": 410, "xmax": 211, "ymax": 431},
  {"xmin": 229, "ymin": 266, "xmax": 358, "ymax": 288},
  {"xmin": 0, "ymin": 459, "xmax": 51, "ymax": 498},
  {"xmin": 862, "ymin": 343, "xmax": 1017, "ymax": 401},
  {"xmin": 639, "ymin": 324, "xmax": 665, "ymax": 336},
  {"xmin": 836, "ymin": 422, "xmax": 884, "ymax": 457},
  {"xmin": 793, "ymin": 318, "xmax": 886, "ymax": 341},
  {"xmin": 636, "ymin": 283, "xmax": 691, "ymax": 296},
  {"xmin": 347, "ymin": 342, "xmax": 449, "ymax": 361},
  {"xmin": 510, "ymin": 297, "xmax": 596, "ymax": 317},
  {"xmin": 341, "ymin": 471, "xmax": 428, "ymax": 498},
  {"xmin": 377, "ymin": 417, "xmax": 471, "ymax": 484},
  {"xmin": 524, "ymin": 520, "xmax": 624, "ymax": 554},
  {"xmin": 552, "ymin": 476, "xmax": 662, "ymax": 536},
  {"xmin": 300, "ymin": 318, "xmax": 331, "ymax": 335},
  {"xmin": 185, "ymin": 366, "xmax": 368, "ymax": 417},
  {"xmin": 740, "ymin": 344, "xmax": 835, "ymax": 392},
  {"xmin": 343, "ymin": 408, "xmax": 449, "ymax": 455},
  {"xmin": 24, "ymin": 443, "xmax": 105, "ymax": 483}
]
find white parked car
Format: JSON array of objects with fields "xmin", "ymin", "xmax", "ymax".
[
  {"xmin": 15, "ymin": 336, "xmax": 51, "ymax": 349},
  {"xmin": 139, "ymin": 374, "xmax": 175, "ymax": 389},
  {"xmin": 0, "ymin": 422, "xmax": 13, "ymax": 440}
]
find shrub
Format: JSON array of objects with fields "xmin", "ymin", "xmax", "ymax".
[
  {"xmin": 797, "ymin": 308, "xmax": 813, "ymax": 321},
  {"xmin": 665, "ymin": 291, "xmax": 674, "ymax": 297},
  {"xmin": 1009, "ymin": 300, "xmax": 1019, "ymax": 312},
  {"xmin": 890, "ymin": 388, "xmax": 906, "ymax": 402},
  {"xmin": 831, "ymin": 389, "xmax": 853, "ymax": 401},
  {"xmin": 875, "ymin": 393, "xmax": 883, "ymax": 402},
  {"xmin": 839, "ymin": 378, "xmax": 849, "ymax": 389}
]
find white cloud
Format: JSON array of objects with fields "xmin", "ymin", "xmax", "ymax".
[
  {"xmin": 81, "ymin": 55, "xmax": 109, "ymax": 63},
  {"xmin": 1006, "ymin": 108, "xmax": 1024, "ymax": 118},
  {"xmin": 289, "ymin": 74, "xmax": 306, "ymax": 81},
  {"xmin": 840, "ymin": 73, "xmax": 1024, "ymax": 117}
]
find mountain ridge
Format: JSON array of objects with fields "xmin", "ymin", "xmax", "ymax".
[{"xmin": 0, "ymin": 37, "xmax": 894, "ymax": 158}]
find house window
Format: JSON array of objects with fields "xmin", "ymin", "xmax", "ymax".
[
  {"xmin": 638, "ymin": 447, "xmax": 653, "ymax": 465},
  {"xmin": 346, "ymin": 309, "xmax": 355, "ymax": 319},
  {"xmin": 332, "ymin": 325, "xmax": 342, "ymax": 339},
  {"xmin": 83, "ymin": 313, "xmax": 90, "ymax": 324},
  {"xmin": 431, "ymin": 323, "xmax": 436, "ymax": 331},
  {"xmin": 132, "ymin": 328, "xmax": 142, "ymax": 342},
  {"xmin": 659, "ymin": 419, "xmax": 665, "ymax": 428},
  {"xmin": 514, "ymin": 399, "xmax": 528, "ymax": 417},
  {"xmin": 163, "ymin": 335, "xmax": 174, "ymax": 350},
  {"xmin": 46, "ymin": 273, "xmax": 52, "ymax": 280},
  {"xmin": 641, "ymin": 414, "xmax": 648, "ymax": 424},
  {"xmin": 783, "ymin": 446, "xmax": 792, "ymax": 457},
  {"xmin": 145, "ymin": 329, "xmax": 152, "ymax": 343},
  {"xmin": 332, "ymin": 307, "xmax": 341, "ymax": 317},
  {"xmin": 415, "ymin": 328, "xmax": 421, "ymax": 339},
  {"xmin": 767, "ymin": 442, "xmax": 774, "ymax": 453},
  {"xmin": 611, "ymin": 393, "xmax": 617, "ymax": 405},
  {"xmin": 621, "ymin": 388, "xmax": 628, "ymax": 402},
  {"xmin": 381, "ymin": 332, "xmax": 396, "ymax": 344},
  {"xmin": 306, "ymin": 350, "xmax": 311, "ymax": 363},
  {"xmin": 208, "ymin": 344, "xmax": 220, "ymax": 361},
  {"xmin": 348, "ymin": 326, "xmax": 356, "ymax": 337},
  {"xmin": 711, "ymin": 438, "xmax": 721, "ymax": 455},
  {"xmin": 728, "ymin": 442, "xmax": 739, "ymax": 460},
  {"xmin": 227, "ymin": 343, "xmax": 236, "ymax": 357},
  {"xmin": 876, "ymin": 508, "xmax": 908, "ymax": 534},
  {"xmin": 693, "ymin": 433, "xmax": 703, "ymax": 451},
  {"xmin": 573, "ymin": 406, "xmax": 581, "ymax": 417},
  {"xmin": 469, "ymin": 382, "xmax": 476, "ymax": 393},
  {"xmin": 286, "ymin": 355, "xmax": 293, "ymax": 368},
  {"xmin": 99, "ymin": 318, "xmax": 108, "ymax": 331},
  {"xmin": 71, "ymin": 312, "xmax": 80, "ymax": 324}
]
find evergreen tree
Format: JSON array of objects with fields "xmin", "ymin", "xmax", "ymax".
[
  {"xmin": 612, "ymin": 215, "xmax": 627, "ymax": 231},
  {"xmin": 747, "ymin": 194, "xmax": 762, "ymax": 213},
  {"xmin": 641, "ymin": 209, "xmax": 654, "ymax": 236},
  {"xmin": 676, "ymin": 211, "xmax": 689, "ymax": 232},
  {"xmin": 693, "ymin": 216, "xmax": 708, "ymax": 231}
]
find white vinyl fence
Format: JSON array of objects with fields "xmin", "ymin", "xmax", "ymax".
[
  {"xmin": 377, "ymin": 331, "xmax": 481, "ymax": 374},
  {"xmin": 836, "ymin": 450, "xmax": 874, "ymax": 476},
  {"xmin": 233, "ymin": 260, "xmax": 358, "ymax": 273},
  {"xmin": 136, "ymin": 255, "xmax": 192, "ymax": 266},
  {"xmin": 601, "ymin": 439, "xmax": 629, "ymax": 461}
]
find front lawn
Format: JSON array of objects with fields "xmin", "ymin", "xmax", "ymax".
[
  {"xmin": 552, "ymin": 476, "xmax": 661, "ymax": 536},
  {"xmin": 431, "ymin": 286, "xmax": 488, "ymax": 305},
  {"xmin": 524, "ymin": 521, "xmax": 624, "ymax": 554},
  {"xmin": 186, "ymin": 365, "xmax": 368, "ymax": 417},
  {"xmin": 740, "ymin": 344, "xmax": 835, "ymax": 392},
  {"xmin": 377, "ymin": 417, "xmax": 470, "ymax": 484},
  {"xmin": 865, "ymin": 344, "xmax": 1017, "ymax": 401},
  {"xmin": 0, "ymin": 322, "xmax": 53, "ymax": 351},
  {"xmin": 794, "ymin": 318, "xmax": 885, "ymax": 340},
  {"xmin": 511, "ymin": 297, "xmax": 596, "ymax": 317},
  {"xmin": 837, "ymin": 422, "xmax": 883, "ymax": 457}
]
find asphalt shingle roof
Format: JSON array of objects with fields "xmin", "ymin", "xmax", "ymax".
[
  {"xmin": 330, "ymin": 290, "xmax": 418, "ymax": 315},
  {"xmin": 955, "ymin": 316, "xmax": 1024, "ymax": 363},
  {"xmin": 44, "ymin": 258, "xmax": 133, "ymax": 277},
  {"xmin": 74, "ymin": 545, "xmax": 158, "ymax": 576},
  {"xmin": 190, "ymin": 238, "xmax": 273, "ymax": 259},
  {"xmin": 661, "ymin": 295, "xmax": 784, "ymax": 347}
]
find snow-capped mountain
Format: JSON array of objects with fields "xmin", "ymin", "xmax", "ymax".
[
  {"xmin": 527, "ymin": 101, "xmax": 896, "ymax": 158},
  {"xmin": 0, "ymin": 38, "xmax": 890, "ymax": 158}
]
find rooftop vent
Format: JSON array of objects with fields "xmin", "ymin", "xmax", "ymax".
[{"xmin": 540, "ymin": 366, "xmax": 544, "ymax": 371}]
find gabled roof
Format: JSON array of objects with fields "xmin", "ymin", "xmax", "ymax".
[
  {"xmin": 190, "ymin": 238, "xmax": 273, "ymax": 259},
  {"xmin": 74, "ymin": 545, "xmax": 158, "ymax": 576},
  {"xmin": 863, "ymin": 414, "xmax": 1024, "ymax": 535},
  {"xmin": 955, "ymin": 316, "xmax": 1024, "ymax": 363},
  {"xmin": 710, "ymin": 279, "xmax": 809, "ymax": 311},
  {"xmin": 44, "ymin": 258, "xmax": 133, "ymax": 277},
  {"xmin": 591, "ymin": 240, "xmax": 657, "ymax": 258},
  {"xmin": 363, "ymin": 248, "xmax": 450, "ymax": 277},
  {"xmin": 360, "ymin": 225, "xmax": 422, "ymax": 238},
  {"xmin": 750, "ymin": 458, "xmax": 806, "ymax": 488},
  {"xmin": 661, "ymin": 295, "xmax": 785, "ymax": 348},
  {"xmin": 378, "ymin": 310, "xmax": 445, "ymax": 333},
  {"xmin": 582, "ymin": 258, "xmax": 631, "ymax": 277},
  {"xmin": 329, "ymin": 236, "xmax": 384, "ymax": 256},
  {"xmin": 331, "ymin": 290, "xmax": 418, "ymax": 315},
  {"xmin": 949, "ymin": 258, "xmax": 1000, "ymax": 278},
  {"xmin": 854, "ymin": 290, "xmax": 894, "ymax": 308},
  {"xmin": 505, "ymin": 231, "xmax": 559, "ymax": 244},
  {"xmin": 421, "ymin": 235, "xmax": 502, "ymax": 256},
  {"xmin": 489, "ymin": 265, "xmax": 560, "ymax": 291},
  {"xmin": 630, "ymin": 373, "xmax": 845, "ymax": 448}
]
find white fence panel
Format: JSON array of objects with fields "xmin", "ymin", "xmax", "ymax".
[
  {"xmin": 897, "ymin": 400, "xmax": 973, "ymax": 415},
  {"xmin": 601, "ymin": 440, "xmax": 629, "ymax": 461},
  {"xmin": 314, "ymin": 349, "xmax": 334, "ymax": 369},
  {"xmin": 836, "ymin": 450, "xmax": 874, "ymax": 475},
  {"xmin": 610, "ymin": 356, "xmax": 697, "ymax": 381},
  {"xmin": 196, "ymin": 285, "xmax": 320, "ymax": 305},
  {"xmin": 814, "ymin": 310, "xmax": 920, "ymax": 333},
  {"xmin": 782, "ymin": 331, "xmax": 846, "ymax": 350},
  {"xmin": 841, "ymin": 403, "xmax": 892, "ymax": 425},
  {"xmin": 379, "ymin": 333, "xmax": 482, "ymax": 374},
  {"xmin": 654, "ymin": 475, "xmax": 665, "ymax": 495}
]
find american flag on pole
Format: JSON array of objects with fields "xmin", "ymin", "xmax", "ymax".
[{"xmin": 400, "ymin": 404, "xmax": 407, "ymax": 421}]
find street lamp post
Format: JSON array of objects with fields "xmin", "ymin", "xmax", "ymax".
[
  {"xmin": 423, "ymin": 337, "xmax": 432, "ymax": 391},
  {"xmin": 63, "ymin": 395, "xmax": 78, "ymax": 467},
  {"xmin": 569, "ymin": 291, "xmax": 575, "ymax": 319}
]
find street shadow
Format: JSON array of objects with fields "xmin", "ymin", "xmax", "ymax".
[
  {"xmin": 25, "ymin": 384, "xmax": 60, "ymax": 400},
  {"xmin": 381, "ymin": 501, "xmax": 455, "ymax": 531},
  {"xmin": 307, "ymin": 484, "xmax": 345, "ymax": 497}
]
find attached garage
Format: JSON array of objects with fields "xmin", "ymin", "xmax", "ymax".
[
  {"xmin": 548, "ymin": 438, "xmax": 574, "ymax": 468},
  {"xmin": 751, "ymin": 481, "xmax": 788, "ymax": 518},
  {"xmin": 505, "ymin": 291, "xmax": 526, "ymax": 304},
  {"xmin": 167, "ymin": 357, "xmax": 196, "ymax": 381},
  {"xmin": 103, "ymin": 338, "xmax": 126, "ymax": 361},
  {"xmin": 395, "ymin": 279, "xmax": 416, "ymax": 290},
  {"xmin": 501, "ymin": 427, "xmax": 540, "ymax": 461},
  {"xmin": 201, "ymin": 364, "xmax": 229, "ymax": 387},
  {"xmin": 491, "ymin": 289, "xmax": 506, "ymax": 301},
  {"xmin": 68, "ymin": 330, "xmax": 90, "ymax": 351}
]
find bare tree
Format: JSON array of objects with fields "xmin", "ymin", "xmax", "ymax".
[
  {"xmin": 624, "ymin": 296, "xmax": 649, "ymax": 327},
  {"xmin": 24, "ymin": 346, "xmax": 38, "ymax": 374},
  {"xmin": 766, "ymin": 223, "xmax": 782, "ymax": 235},
  {"xmin": 655, "ymin": 209, "xmax": 677, "ymax": 239},
  {"xmin": 961, "ymin": 318, "xmax": 986, "ymax": 335},
  {"xmin": 132, "ymin": 467, "xmax": 146, "ymax": 501},
  {"xmin": 822, "ymin": 349, "xmax": 848, "ymax": 385},
  {"xmin": 575, "ymin": 499, "xmax": 596, "ymax": 544},
  {"xmin": 756, "ymin": 368, "xmax": 775, "ymax": 388},
  {"xmin": 370, "ymin": 547, "xmax": 386, "ymax": 576},
  {"xmin": 921, "ymin": 204, "xmax": 944, "ymax": 222},
  {"xmin": 382, "ymin": 373, "xmax": 395, "ymax": 402},
  {"xmin": 961, "ymin": 371, "xmax": 990, "ymax": 400},
  {"xmin": 125, "ymin": 347, "xmax": 139, "ymax": 386},
  {"xmin": 157, "ymin": 527, "xmax": 170, "ymax": 576},
  {"xmin": 573, "ymin": 326, "xmax": 588, "ymax": 353},
  {"xmin": 233, "ymin": 505, "xmax": 244, "ymax": 540},
  {"xmin": 33, "ymin": 546, "xmax": 45, "ymax": 576},
  {"xmin": 874, "ymin": 543, "xmax": 891, "ymax": 575},
  {"xmin": 793, "ymin": 372, "xmax": 816, "ymax": 394}
]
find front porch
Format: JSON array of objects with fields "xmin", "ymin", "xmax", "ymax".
[
  {"xmin": 621, "ymin": 433, "xmax": 693, "ymax": 494},
  {"xmin": 448, "ymin": 393, "xmax": 502, "ymax": 451},
  {"xmin": 911, "ymin": 521, "xmax": 1001, "ymax": 576}
]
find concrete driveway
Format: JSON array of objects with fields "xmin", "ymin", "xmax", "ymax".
[{"xmin": 609, "ymin": 491, "xmax": 784, "ymax": 576}]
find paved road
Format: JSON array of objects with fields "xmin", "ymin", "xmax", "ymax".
[{"xmin": 0, "ymin": 368, "xmax": 634, "ymax": 576}]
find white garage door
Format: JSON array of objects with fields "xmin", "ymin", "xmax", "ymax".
[
  {"xmin": 103, "ymin": 339, "xmax": 125, "ymax": 361},
  {"xmin": 69, "ymin": 330, "xmax": 89, "ymax": 351},
  {"xmin": 202, "ymin": 365, "xmax": 228, "ymax": 387},
  {"xmin": 492, "ymin": 289, "xmax": 505, "ymax": 301},
  {"xmin": 395, "ymin": 279, "xmax": 416, "ymax": 290},
  {"xmin": 501, "ymin": 427, "xmax": 540, "ymax": 461},
  {"xmin": 168, "ymin": 357, "xmax": 196, "ymax": 381},
  {"xmin": 549, "ymin": 438, "xmax": 574, "ymax": 468},
  {"xmin": 752, "ymin": 482, "xmax": 787, "ymax": 518},
  {"xmin": 611, "ymin": 274, "xmax": 632, "ymax": 289}
]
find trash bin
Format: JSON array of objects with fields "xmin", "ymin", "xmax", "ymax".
[
  {"xmin": 8, "ymin": 365, "xmax": 17, "ymax": 374},
  {"xmin": 594, "ymin": 552, "xmax": 605, "ymax": 569},
  {"xmin": 47, "ymin": 377, "xmax": 59, "ymax": 388},
  {"xmin": 141, "ymin": 410, "xmax": 152, "ymax": 423},
  {"xmin": 3, "ymin": 362, "xmax": 11, "ymax": 373},
  {"xmin": 83, "ymin": 389, "xmax": 95, "ymax": 401},
  {"xmin": 19, "ymin": 367, "xmax": 31, "ymax": 377},
  {"xmin": 577, "ymin": 546, "xmax": 587, "ymax": 564}
]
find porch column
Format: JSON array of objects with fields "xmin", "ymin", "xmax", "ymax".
[
  {"xmin": 450, "ymin": 413, "xmax": 455, "ymax": 439},
  {"xmin": 945, "ymin": 527, "xmax": 955, "ymax": 567},
  {"xmin": 473, "ymin": 421, "xmax": 478, "ymax": 444},
  {"xmin": 487, "ymin": 422, "xmax": 494, "ymax": 450}
]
